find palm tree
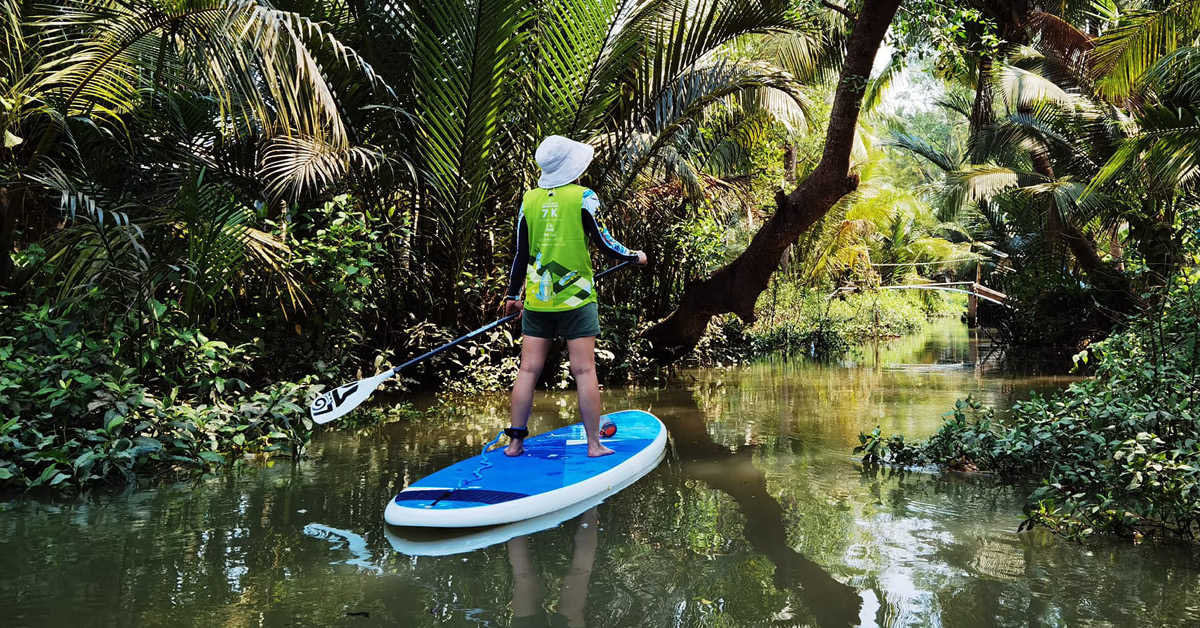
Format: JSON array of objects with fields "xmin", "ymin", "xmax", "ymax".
[
  {"xmin": 335, "ymin": 0, "xmax": 828, "ymax": 323},
  {"xmin": 1087, "ymin": 1, "xmax": 1200, "ymax": 276},
  {"xmin": 0, "ymin": 0, "xmax": 382, "ymax": 294},
  {"xmin": 793, "ymin": 145, "xmax": 973, "ymax": 290},
  {"xmin": 890, "ymin": 46, "xmax": 1133, "ymax": 281}
]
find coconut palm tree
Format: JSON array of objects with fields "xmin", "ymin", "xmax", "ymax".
[
  {"xmin": 328, "ymin": 0, "xmax": 834, "ymax": 323},
  {"xmin": 0, "ymin": 0, "xmax": 383, "ymax": 299}
]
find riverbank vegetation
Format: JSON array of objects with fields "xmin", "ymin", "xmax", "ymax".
[
  {"xmin": 1, "ymin": 0, "xmax": 1198, "ymax": 540},
  {"xmin": 858, "ymin": 241, "xmax": 1200, "ymax": 542}
]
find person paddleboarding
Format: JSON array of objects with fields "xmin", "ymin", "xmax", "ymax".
[{"xmin": 502, "ymin": 136, "xmax": 647, "ymax": 458}]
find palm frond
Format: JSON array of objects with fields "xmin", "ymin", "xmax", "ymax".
[
  {"xmin": 935, "ymin": 90, "xmax": 975, "ymax": 120},
  {"xmin": 862, "ymin": 52, "xmax": 905, "ymax": 114},
  {"xmin": 735, "ymin": 85, "xmax": 813, "ymax": 133},
  {"xmin": 404, "ymin": 0, "xmax": 530, "ymax": 263},
  {"xmin": 1092, "ymin": 1, "xmax": 1200, "ymax": 102},
  {"xmin": 36, "ymin": 0, "xmax": 386, "ymax": 149},
  {"xmin": 168, "ymin": 177, "xmax": 309, "ymax": 319},
  {"xmin": 1088, "ymin": 103, "xmax": 1200, "ymax": 194},
  {"xmin": 949, "ymin": 165, "xmax": 1038, "ymax": 202},
  {"xmin": 536, "ymin": 0, "xmax": 643, "ymax": 138},
  {"xmin": 600, "ymin": 60, "xmax": 804, "ymax": 204},
  {"xmin": 633, "ymin": 0, "xmax": 801, "ymax": 126},
  {"xmin": 693, "ymin": 107, "xmax": 774, "ymax": 175},
  {"xmin": 1142, "ymin": 45, "xmax": 1200, "ymax": 101},
  {"xmin": 998, "ymin": 62, "xmax": 1077, "ymax": 110},
  {"xmin": 758, "ymin": 8, "xmax": 848, "ymax": 84},
  {"xmin": 259, "ymin": 135, "xmax": 385, "ymax": 201},
  {"xmin": 1028, "ymin": 9, "xmax": 1095, "ymax": 69},
  {"xmin": 887, "ymin": 131, "xmax": 958, "ymax": 173}
]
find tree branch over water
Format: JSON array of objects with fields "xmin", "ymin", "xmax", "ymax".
[{"xmin": 643, "ymin": 0, "xmax": 904, "ymax": 359}]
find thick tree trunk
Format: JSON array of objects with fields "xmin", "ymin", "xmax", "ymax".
[
  {"xmin": 642, "ymin": 0, "xmax": 902, "ymax": 358},
  {"xmin": 968, "ymin": 54, "xmax": 995, "ymax": 140},
  {"xmin": 1060, "ymin": 218, "xmax": 1105, "ymax": 272}
]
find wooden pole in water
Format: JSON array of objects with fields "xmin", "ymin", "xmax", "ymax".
[{"xmin": 967, "ymin": 261, "xmax": 980, "ymax": 328}]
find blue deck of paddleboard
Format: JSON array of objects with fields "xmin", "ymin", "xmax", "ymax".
[{"xmin": 392, "ymin": 410, "xmax": 662, "ymax": 511}]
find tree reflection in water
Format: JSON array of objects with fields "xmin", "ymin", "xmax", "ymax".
[{"xmin": 664, "ymin": 396, "xmax": 864, "ymax": 628}]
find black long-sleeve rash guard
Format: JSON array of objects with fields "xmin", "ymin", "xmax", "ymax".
[{"xmin": 505, "ymin": 188, "xmax": 638, "ymax": 299}]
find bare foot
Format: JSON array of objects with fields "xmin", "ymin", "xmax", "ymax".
[
  {"xmin": 587, "ymin": 442, "xmax": 615, "ymax": 457},
  {"xmin": 505, "ymin": 439, "xmax": 525, "ymax": 457}
]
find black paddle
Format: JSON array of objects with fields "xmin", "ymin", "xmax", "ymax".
[{"xmin": 309, "ymin": 260, "xmax": 636, "ymax": 423}]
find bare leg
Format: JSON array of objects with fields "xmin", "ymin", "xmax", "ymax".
[
  {"xmin": 507, "ymin": 535, "xmax": 542, "ymax": 619},
  {"xmin": 557, "ymin": 507, "xmax": 599, "ymax": 627},
  {"xmin": 508, "ymin": 336, "xmax": 552, "ymax": 457},
  {"xmin": 566, "ymin": 337, "xmax": 613, "ymax": 457}
]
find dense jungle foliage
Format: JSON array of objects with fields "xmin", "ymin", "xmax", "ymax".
[{"xmin": 1, "ymin": 0, "xmax": 1198, "ymax": 549}]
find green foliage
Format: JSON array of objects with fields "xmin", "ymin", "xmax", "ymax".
[
  {"xmin": 285, "ymin": 194, "xmax": 392, "ymax": 363},
  {"xmin": 688, "ymin": 285, "xmax": 957, "ymax": 367},
  {"xmin": 21, "ymin": 0, "xmax": 1200, "ymax": 499},
  {"xmin": 0, "ymin": 293, "xmax": 319, "ymax": 490},
  {"xmin": 596, "ymin": 303, "xmax": 663, "ymax": 383},
  {"xmin": 439, "ymin": 326, "xmax": 522, "ymax": 395},
  {"xmin": 856, "ymin": 397, "xmax": 997, "ymax": 468},
  {"xmin": 857, "ymin": 257, "xmax": 1200, "ymax": 542},
  {"xmin": 758, "ymin": 282, "xmax": 956, "ymax": 340}
]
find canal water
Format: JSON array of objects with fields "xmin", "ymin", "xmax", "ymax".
[{"xmin": 3, "ymin": 321, "xmax": 1199, "ymax": 627}]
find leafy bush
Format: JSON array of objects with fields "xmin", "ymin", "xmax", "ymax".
[
  {"xmin": 0, "ymin": 293, "xmax": 319, "ymax": 489},
  {"xmin": 756, "ymin": 282, "xmax": 955, "ymax": 342},
  {"xmin": 432, "ymin": 302, "xmax": 667, "ymax": 394},
  {"xmin": 285, "ymin": 195, "xmax": 392, "ymax": 364},
  {"xmin": 856, "ymin": 259, "xmax": 1200, "ymax": 542}
]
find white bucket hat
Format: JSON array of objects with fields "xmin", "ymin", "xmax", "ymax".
[{"xmin": 535, "ymin": 135, "xmax": 594, "ymax": 189}]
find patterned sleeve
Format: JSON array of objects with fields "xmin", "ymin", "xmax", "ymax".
[
  {"xmin": 505, "ymin": 208, "xmax": 529, "ymax": 299},
  {"xmin": 581, "ymin": 189, "xmax": 639, "ymax": 261}
]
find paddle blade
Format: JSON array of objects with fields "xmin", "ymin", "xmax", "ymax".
[{"xmin": 310, "ymin": 371, "xmax": 393, "ymax": 424}]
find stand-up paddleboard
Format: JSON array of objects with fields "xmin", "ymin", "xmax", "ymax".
[
  {"xmin": 384, "ymin": 410, "xmax": 666, "ymax": 528},
  {"xmin": 384, "ymin": 447, "xmax": 665, "ymax": 556}
]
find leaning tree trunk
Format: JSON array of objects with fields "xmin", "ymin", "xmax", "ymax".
[
  {"xmin": 1030, "ymin": 151, "xmax": 1106, "ymax": 273},
  {"xmin": 1031, "ymin": 150, "xmax": 1137, "ymax": 312},
  {"xmin": 642, "ymin": 0, "xmax": 902, "ymax": 358}
]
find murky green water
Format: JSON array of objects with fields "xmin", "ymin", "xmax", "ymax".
[{"xmin": 4, "ymin": 321, "xmax": 1199, "ymax": 627}]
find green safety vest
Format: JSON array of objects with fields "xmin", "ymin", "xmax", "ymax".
[{"xmin": 521, "ymin": 184, "xmax": 596, "ymax": 312}]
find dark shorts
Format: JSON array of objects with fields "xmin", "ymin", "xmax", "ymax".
[{"xmin": 522, "ymin": 302, "xmax": 599, "ymax": 340}]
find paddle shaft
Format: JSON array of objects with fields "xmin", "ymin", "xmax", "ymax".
[{"xmin": 388, "ymin": 260, "xmax": 635, "ymax": 376}]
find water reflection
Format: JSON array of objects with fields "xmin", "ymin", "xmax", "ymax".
[
  {"xmin": 508, "ymin": 508, "xmax": 599, "ymax": 628},
  {"xmin": 3, "ymin": 321, "xmax": 1200, "ymax": 627},
  {"xmin": 667, "ymin": 394, "xmax": 863, "ymax": 627},
  {"xmin": 304, "ymin": 523, "xmax": 382, "ymax": 573}
]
